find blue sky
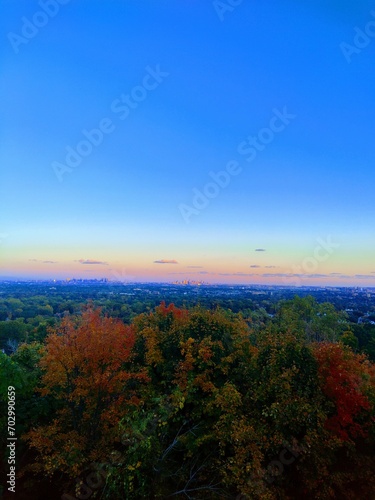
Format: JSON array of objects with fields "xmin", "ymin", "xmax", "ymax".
[{"xmin": 1, "ymin": 0, "xmax": 375, "ymax": 284}]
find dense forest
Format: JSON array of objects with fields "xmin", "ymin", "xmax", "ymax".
[
  {"xmin": 1, "ymin": 283, "xmax": 375, "ymax": 361},
  {"xmin": 1, "ymin": 290, "xmax": 375, "ymax": 499}
]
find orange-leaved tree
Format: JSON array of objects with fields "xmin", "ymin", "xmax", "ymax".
[{"xmin": 25, "ymin": 305, "xmax": 148, "ymax": 477}]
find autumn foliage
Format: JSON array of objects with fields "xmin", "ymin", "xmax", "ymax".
[
  {"xmin": 313, "ymin": 342, "xmax": 375, "ymax": 441},
  {"xmin": 8, "ymin": 299, "xmax": 375, "ymax": 499},
  {"xmin": 25, "ymin": 306, "xmax": 148, "ymax": 477}
]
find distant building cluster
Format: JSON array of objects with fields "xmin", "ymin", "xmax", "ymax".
[
  {"xmin": 64, "ymin": 278, "xmax": 108, "ymax": 283},
  {"xmin": 171, "ymin": 280, "xmax": 209, "ymax": 286}
]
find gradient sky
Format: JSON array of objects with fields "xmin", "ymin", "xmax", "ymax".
[{"xmin": 1, "ymin": 0, "xmax": 375, "ymax": 285}]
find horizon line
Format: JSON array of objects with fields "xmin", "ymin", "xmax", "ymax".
[{"xmin": 0, "ymin": 278, "xmax": 374, "ymax": 290}]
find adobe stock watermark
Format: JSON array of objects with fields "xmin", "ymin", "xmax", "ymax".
[
  {"xmin": 178, "ymin": 106, "xmax": 296, "ymax": 223},
  {"xmin": 109, "ymin": 268, "xmax": 133, "ymax": 284},
  {"xmin": 61, "ymin": 450, "xmax": 124, "ymax": 500},
  {"xmin": 340, "ymin": 10, "xmax": 375, "ymax": 63},
  {"xmin": 236, "ymin": 441, "xmax": 300, "ymax": 499},
  {"xmin": 62, "ymin": 422, "xmax": 151, "ymax": 500},
  {"xmin": 106, "ymin": 267, "xmax": 136, "ymax": 291},
  {"xmin": 213, "ymin": 0, "xmax": 244, "ymax": 22},
  {"xmin": 0, "ymin": 233, "xmax": 9, "ymax": 246},
  {"xmin": 7, "ymin": 0, "xmax": 72, "ymax": 55},
  {"xmin": 7, "ymin": 386, "xmax": 17, "ymax": 494},
  {"xmin": 51, "ymin": 65, "xmax": 169, "ymax": 182},
  {"xmin": 282, "ymin": 235, "xmax": 340, "ymax": 287}
]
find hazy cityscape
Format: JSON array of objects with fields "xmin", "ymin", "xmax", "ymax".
[{"xmin": 2, "ymin": 0, "xmax": 375, "ymax": 498}]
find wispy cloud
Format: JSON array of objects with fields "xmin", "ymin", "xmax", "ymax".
[
  {"xmin": 265, "ymin": 265, "xmax": 276, "ymax": 269},
  {"xmin": 218, "ymin": 272, "xmax": 256, "ymax": 277},
  {"xmin": 322, "ymin": 273, "xmax": 375, "ymax": 280},
  {"xmin": 264, "ymin": 272, "xmax": 375, "ymax": 280},
  {"xmin": 255, "ymin": 248, "xmax": 266, "ymax": 252},
  {"xmin": 169, "ymin": 271, "xmax": 214, "ymax": 275},
  {"xmin": 262, "ymin": 273, "xmax": 292, "ymax": 278},
  {"xmin": 250, "ymin": 265, "xmax": 261, "ymax": 268},
  {"xmin": 168, "ymin": 270, "xmax": 375, "ymax": 281},
  {"xmin": 29, "ymin": 258, "xmax": 58, "ymax": 264},
  {"xmin": 154, "ymin": 259, "xmax": 178, "ymax": 264},
  {"xmin": 77, "ymin": 259, "xmax": 108, "ymax": 265},
  {"xmin": 262, "ymin": 273, "xmax": 327, "ymax": 278},
  {"xmin": 305, "ymin": 274, "xmax": 329, "ymax": 278}
]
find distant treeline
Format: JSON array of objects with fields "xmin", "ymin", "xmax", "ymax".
[{"xmin": 1, "ymin": 284, "xmax": 375, "ymax": 361}]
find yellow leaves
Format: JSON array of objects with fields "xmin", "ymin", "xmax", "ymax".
[
  {"xmin": 170, "ymin": 389, "xmax": 186, "ymax": 413},
  {"xmin": 24, "ymin": 427, "xmax": 87, "ymax": 477},
  {"xmin": 180, "ymin": 337, "xmax": 194, "ymax": 355},
  {"xmin": 212, "ymin": 383, "xmax": 242, "ymax": 413},
  {"xmin": 178, "ymin": 338, "xmax": 195, "ymax": 375},
  {"xmin": 198, "ymin": 343, "xmax": 213, "ymax": 363},
  {"xmin": 127, "ymin": 461, "xmax": 142, "ymax": 472},
  {"xmin": 143, "ymin": 327, "xmax": 164, "ymax": 366},
  {"xmin": 193, "ymin": 372, "xmax": 215, "ymax": 393}
]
